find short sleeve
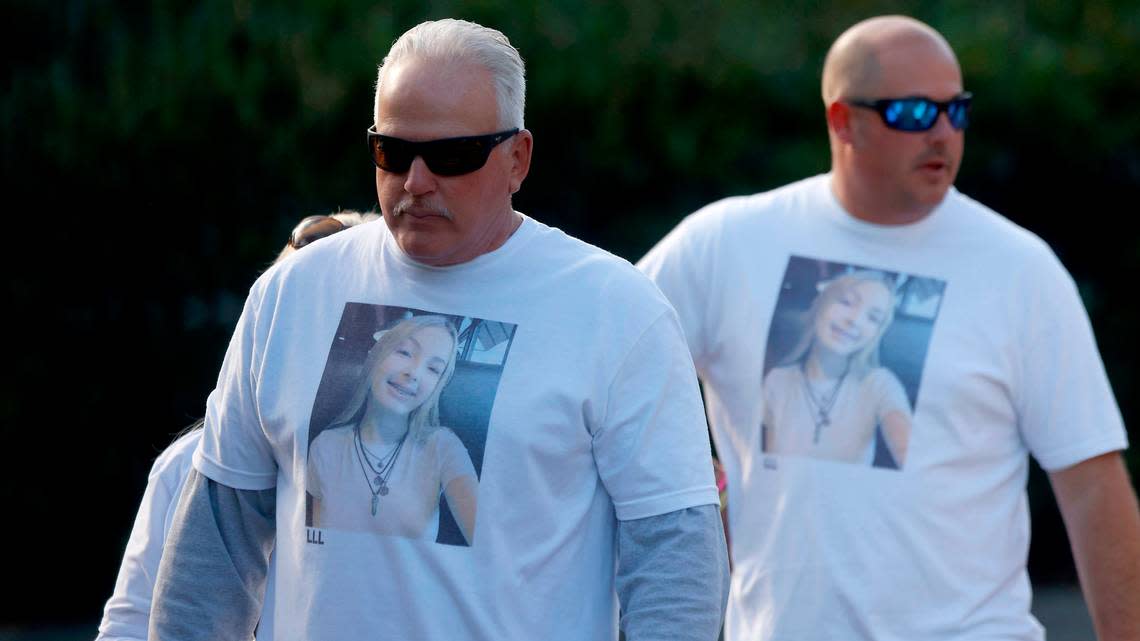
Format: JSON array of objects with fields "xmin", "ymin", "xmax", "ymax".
[
  {"xmin": 637, "ymin": 214, "xmax": 716, "ymax": 371},
  {"xmin": 306, "ymin": 431, "xmax": 333, "ymax": 501},
  {"xmin": 193, "ymin": 282, "xmax": 279, "ymax": 490},
  {"xmin": 1014, "ymin": 255, "xmax": 1127, "ymax": 471},
  {"xmin": 433, "ymin": 428, "xmax": 477, "ymax": 488},
  {"xmin": 868, "ymin": 368, "xmax": 912, "ymax": 422},
  {"xmin": 592, "ymin": 311, "xmax": 719, "ymax": 521}
]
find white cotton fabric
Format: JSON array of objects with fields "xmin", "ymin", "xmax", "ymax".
[
  {"xmin": 193, "ymin": 214, "xmax": 718, "ymax": 641},
  {"xmin": 638, "ymin": 174, "xmax": 1127, "ymax": 641},
  {"xmin": 96, "ymin": 431, "xmax": 275, "ymax": 641}
]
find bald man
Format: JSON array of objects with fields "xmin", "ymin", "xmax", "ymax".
[{"xmin": 640, "ymin": 15, "xmax": 1140, "ymax": 641}]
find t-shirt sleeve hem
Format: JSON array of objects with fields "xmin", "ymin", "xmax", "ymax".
[
  {"xmin": 192, "ymin": 449, "xmax": 277, "ymax": 491},
  {"xmin": 613, "ymin": 485, "xmax": 720, "ymax": 521},
  {"xmin": 1034, "ymin": 434, "xmax": 1129, "ymax": 472}
]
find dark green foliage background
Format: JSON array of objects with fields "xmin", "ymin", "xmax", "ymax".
[{"xmin": 2, "ymin": 0, "xmax": 1137, "ymax": 623}]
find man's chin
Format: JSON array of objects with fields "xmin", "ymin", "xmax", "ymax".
[
  {"xmin": 913, "ymin": 181, "xmax": 953, "ymax": 208},
  {"xmin": 396, "ymin": 236, "xmax": 464, "ymax": 267}
]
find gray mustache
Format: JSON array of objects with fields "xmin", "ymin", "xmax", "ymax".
[{"xmin": 393, "ymin": 200, "xmax": 454, "ymax": 220}]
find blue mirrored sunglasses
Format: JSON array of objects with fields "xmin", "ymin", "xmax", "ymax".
[{"xmin": 847, "ymin": 93, "xmax": 972, "ymax": 132}]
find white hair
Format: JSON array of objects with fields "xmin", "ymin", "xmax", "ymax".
[{"xmin": 374, "ymin": 18, "xmax": 526, "ymax": 129}]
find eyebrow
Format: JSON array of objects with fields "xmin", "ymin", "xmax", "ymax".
[
  {"xmin": 404, "ymin": 334, "xmax": 449, "ymax": 365},
  {"xmin": 404, "ymin": 336, "xmax": 421, "ymax": 350}
]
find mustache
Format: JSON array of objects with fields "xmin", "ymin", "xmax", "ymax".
[{"xmin": 393, "ymin": 199, "xmax": 454, "ymax": 220}]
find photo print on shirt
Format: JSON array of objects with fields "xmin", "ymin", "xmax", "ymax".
[
  {"xmin": 761, "ymin": 256, "xmax": 945, "ymax": 470},
  {"xmin": 304, "ymin": 303, "xmax": 517, "ymax": 547}
]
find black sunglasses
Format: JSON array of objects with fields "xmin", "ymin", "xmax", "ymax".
[
  {"xmin": 367, "ymin": 127, "xmax": 520, "ymax": 176},
  {"xmin": 289, "ymin": 215, "xmax": 346, "ymax": 250},
  {"xmin": 846, "ymin": 93, "xmax": 972, "ymax": 132}
]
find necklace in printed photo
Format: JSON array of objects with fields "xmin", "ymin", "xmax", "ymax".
[
  {"xmin": 353, "ymin": 426, "xmax": 407, "ymax": 516},
  {"xmin": 800, "ymin": 364, "xmax": 848, "ymax": 444}
]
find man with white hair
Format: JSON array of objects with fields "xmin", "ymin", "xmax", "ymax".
[
  {"xmin": 639, "ymin": 15, "xmax": 1140, "ymax": 641},
  {"xmin": 150, "ymin": 19, "xmax": 728, "ymax": 641}
]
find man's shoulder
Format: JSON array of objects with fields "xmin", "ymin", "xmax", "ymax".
[
  {"xmin": 529, "ymin": 219, "xmax": 666, "ymax": 293},
  {"xmin": 946, "ymin": 189, "xmax": 1054, "ymax": 258},
  {"xmin": 527, "ymin": 218, "xmax": 625, "ymax": 264},
  {"xmin": 693, "ymin": 174, "xmax": 826, "ymax": 227},
  {"xmin": 244, "ymin": 221, "xmax": 379, "ymax": 307},
  {"xmin": 638, "ymin": 174, "xmax": 824, "ymax": 283}
]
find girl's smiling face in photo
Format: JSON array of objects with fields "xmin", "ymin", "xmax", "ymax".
[
  {"xmin": 370, "ymin": 325, "xmax": 455, "ymax": 415},
  {"xmin": 814, "ymin": 280, "xmax": 891, "ymax": 357}
]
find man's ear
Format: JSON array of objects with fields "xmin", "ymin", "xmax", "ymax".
[
  {"xmin": 507, "ymin": 129, "xmax": 533, "ymax": 195},
  {"xmin": 826, "ymin": 101, "xmax": 856, "ymax": 145}
]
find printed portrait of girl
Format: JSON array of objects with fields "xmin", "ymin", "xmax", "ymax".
[
  {"xmin": 762, "ymin": 269, "xmax": 913, "ymax": 467},
  {"xmin": 307, "ymin": 314, "xmax": 479, "ymax": 544}
]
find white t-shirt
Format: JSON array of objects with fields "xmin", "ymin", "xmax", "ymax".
[
  {"xmin": 96, "ymin": 431, "xmax": 275, "ymax": 641},
  {"xmin": 194, "ymin": 215, "xmax": 718, "ymax": 641},
  {"xmin": 639, "ymin": 174, "xmax": 1127, "ymax": 641}
]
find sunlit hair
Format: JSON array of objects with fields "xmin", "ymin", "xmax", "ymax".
[
  {"xmin": 273, "ymin": 209, "xmax": 380, "ymax": 264},
  {"xmin": 778, "ymin": 271, "xmax": 897, "ymax": 379},
  {"xmin": 375, "ymin": 18, "xmax": 526, "ymax": 129},
  {"xmin": 329, "ymin": 314, "xmax": 459, "ymax": 444}
]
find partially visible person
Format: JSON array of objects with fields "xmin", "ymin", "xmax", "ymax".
[
  {"xmin": 640, "ymin": 14, "xmax": 1140, "ymax": 641},
  {"xmin": 95, "ymin": 209, "xmax": 377, "ymax": 641}
]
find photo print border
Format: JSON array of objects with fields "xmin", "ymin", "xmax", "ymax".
[
  {"xmin": 304, "ymin": 303, "xmax": 517, "ymax": 546},
  {"xmin": 761, "ymin": 255, "xmax": 946, "ymax": 469}
]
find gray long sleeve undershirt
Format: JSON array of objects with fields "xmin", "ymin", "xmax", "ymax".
[
  {"xmin": 617, "ymin": 503, "xmax": 729, "ymax": 640},
  {"xmin": 149, "ymin": 472, "xmax": 728, "ymax": 641},
  {"xmin": 149, "ymin": 470, "xmax": 275, "ymax": 641}
]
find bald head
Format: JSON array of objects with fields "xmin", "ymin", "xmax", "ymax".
[{"xmin": 822, "ymin": 16, "xmax": 959, "ymax": 105}]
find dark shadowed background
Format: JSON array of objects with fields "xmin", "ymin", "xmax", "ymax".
[{"xmin": 1, "ymin": 0, "xmax": 1136, "ymax": 632}]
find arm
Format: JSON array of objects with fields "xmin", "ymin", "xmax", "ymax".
[
  {"xmin": 437, "ymin": 430, "xmax": 479, "ymax": 545},
  {"xmin": 712, "ymin": 458, "xmax": 731, "ymax": 569},
  {"xmin": 148, "ymin": 470, "xmax": 276, "ymax": 641},
  {"xmin": 1048, "ymin": 451, "xmax": 1140, "ymax": 641},
  {"xmin": 443, "ymin": 475, "xmax": 478, "ymax": 544},
  {"xmin": 879, "ymin": 410, "xmax": 911, "ymax": 467},
  {"xmin": 589, "ymin": 302, "xmax": 724, "ymax": 638},
  {"xmin": 98, "ymin": 434, "xmax": 200, "ymax": 641},
  {"xmin": 616, "ymin": 504, "xmax": 730, "ymax": 641}
]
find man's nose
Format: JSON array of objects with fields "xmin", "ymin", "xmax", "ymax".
[{"xmin": 403, "ymin": 156, "xmax": 438, "ymax": 194}]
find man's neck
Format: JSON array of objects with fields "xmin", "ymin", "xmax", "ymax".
[{"xmin": 829, "ymin": 173, "xmax": 937, "ymax": 226}]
